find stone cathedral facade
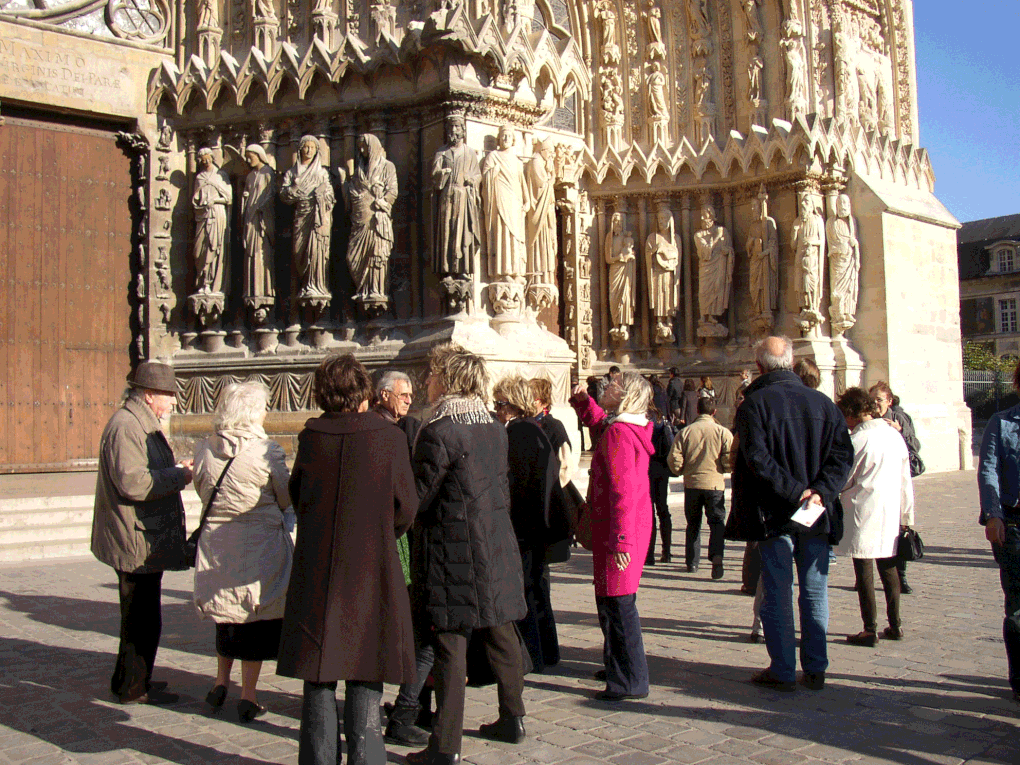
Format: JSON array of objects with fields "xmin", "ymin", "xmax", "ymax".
[{"xmin": 0, "ymin": 0, "xmax": 970, "ymax": 472}]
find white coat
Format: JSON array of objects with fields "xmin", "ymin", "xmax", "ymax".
[
  {"xmin": 192, "ymin": 428, "xmax": 293, "ymax": 624},
  {"xmin": 837, "ymin": 418, "xmax": 915, "ymax": 559}
]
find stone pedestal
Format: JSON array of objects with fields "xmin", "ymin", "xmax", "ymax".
[{"xmin": 793, "ymin": 336, "xmax": 837, "ymax": 399}]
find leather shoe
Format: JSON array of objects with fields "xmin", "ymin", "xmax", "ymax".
[
  {"xmin": 686, "ymin": 564, "xmax": 699, "ymax": 573},
  {"xmin": 801, "ymin": 672, "xmax": 824, "ymax": 691},
  {"xmin": 406, "ymin": 748, "xmax": 460, "ymax": 765},
  {"xmin": 595, "ymin": 690, "xmax": 648, "ymax": 701},
  {"xmin": 882, "ymin": 626, "xmax": 904, "ymax": 641},
  {"xmin": 900, "ymin": 581, "xmax": 913, "ymax": 594},
  {"xmin": 711, "ymin": 557, "xmax": 724, "ymax": 580},
  {"xmin": 205, "ymin": 684, "xmax": 227, "ymax": 708},
  {"xmin": 479, "ymin": 712, "xmax": 526, "ymax": 743},
  {"xmin": 847, "ymin": 631, "xmax": 878, "ymax": 647},
  {"xmin": 750, "ymin": 669, "xmax": 795, "ymax": 693},
  {"xmin": 385, "ymin": 704, "xmax": 430, "ymax": 746},
  {"xmin": 237, "ymin": 699, "xmax": 267, "ymax": 722},
  {"xmin": 747, "ymin": 632, "xmax": 762, "ymax": 644},
  {"xmin": 594, "ymin": 669, "xmax": 607, "ymax": 681}
]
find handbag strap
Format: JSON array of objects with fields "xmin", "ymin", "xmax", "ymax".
[{"xmin": 194, "ymin": 455, "xmax": 238, "ymax": 541}]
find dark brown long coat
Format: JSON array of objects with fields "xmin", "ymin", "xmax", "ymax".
[{"xmin": 277, "ymin": 412, "xmax": 417, "ymax": 684}]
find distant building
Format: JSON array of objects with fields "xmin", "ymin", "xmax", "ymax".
[{"xmin": 959, "ymin": 214, "xmax": 1020, "ymax": 356}]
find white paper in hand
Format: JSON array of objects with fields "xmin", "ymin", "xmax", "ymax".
[{"xmin": 790, "ymin": 497, "xmax": 826, "ymax": 528}]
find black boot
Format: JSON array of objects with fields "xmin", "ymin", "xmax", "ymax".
[
  {"xmin": 478, "ymin": 711, "xmax": 526, "ymax": 743},
  {"xmin": 406, "ymin": 748, "xmax": 460, "ymax": 765},
  {"xmin": 898, "ymin": 560, "xmax": 912, "ymax": 594},
  {"xmin": 384, "ymin": 704, "xmax": 430, "ymax": 746},
  {"xmin": 659, "ymin": 528, "xmax": 672, "ymax": 563},
  {"xmin": 416, "ymin": 686, "xmax": 434, "ymax": 730}
]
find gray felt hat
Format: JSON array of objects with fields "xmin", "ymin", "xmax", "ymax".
[{"xmin": 128, "ymin": 361, "xmax": 177, "ymax": 395}]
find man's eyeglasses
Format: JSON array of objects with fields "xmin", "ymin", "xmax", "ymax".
[{"xmin": 385, "ymin": 391, "xmax": 413, "ymax": 402}]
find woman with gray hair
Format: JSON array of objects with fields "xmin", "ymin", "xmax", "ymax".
[
  {"xmin": 192, "ymin": 381, "xmax": 293, "ymax": 722},
  {"xmin": 569, "ymin": 372, "xmax": 656, "ymax": 700}
]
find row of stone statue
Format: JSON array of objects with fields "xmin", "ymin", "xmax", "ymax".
[
  {"xmin": 604, "ymin": 188, "xmax": 861, "ymax": 344},
  {"xmin": 190, "ymin": 132, "xmax": 397, "ymax": 325},
  {"xmin": 188, "ymin": 116, "xmax": 559, "ymax": 326}
]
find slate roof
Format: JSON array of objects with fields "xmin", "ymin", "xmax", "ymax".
[{"xmin": 958, "ymin": 213, "xmax": 1020, "ymax": 280}]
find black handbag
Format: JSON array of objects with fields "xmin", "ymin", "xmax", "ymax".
[
  {"xmin": 896, "ymin": 526, "xmax": 924, "ymax": 562},
  {"xmin": 184, "ymin": 455, "xmax": 236, "ymax": 569}
]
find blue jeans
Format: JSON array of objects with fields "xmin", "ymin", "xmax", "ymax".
[
  {"xmin": 759, "ymin": 532, "xmax": 830, "ymax": 682},
  {"xmin": 299, "ymin": 681, "xmax": 385, "ymax": 765},
  {"xmin": 993, "ymin": 522, "xmax": 1020, "ymax": 693}
]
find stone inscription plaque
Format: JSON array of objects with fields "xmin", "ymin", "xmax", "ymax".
[{"xmin": 0, "ymin": 27, "xmax": 150, "ymax": 117}]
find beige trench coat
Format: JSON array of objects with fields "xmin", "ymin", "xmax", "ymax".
[
  {"xmin": 192, "ymin": 428, "xmax": 293, "ymax": 624},
  {"xmin": 91, "ymin": 397, "xmax": 191, "ymax": 574}
]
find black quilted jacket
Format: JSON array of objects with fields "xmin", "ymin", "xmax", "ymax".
[{"xmin": 411, "ymin": 410, "xmax": 526, "ymax": 632}]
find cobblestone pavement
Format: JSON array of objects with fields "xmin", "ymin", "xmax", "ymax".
[{"xmin": 0, "ymin": 470, "xmax": 1016, "ymax": 765}]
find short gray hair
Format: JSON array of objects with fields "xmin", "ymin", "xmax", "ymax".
[
  {"xmin": 754, "ymin": 336, "xmax": 794, "ymax": 372},
  {"xmin": 214, "ymin": 381, "xmax": 270, "ymax": 433},
  {"xmin": 377, "ymin": 370, "xmax": 412, "ymax": 395}
]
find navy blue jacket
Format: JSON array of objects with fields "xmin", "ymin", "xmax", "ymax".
[{"xmin": 729, "ymin": 370, "xmax": 854, "ymax": 541}]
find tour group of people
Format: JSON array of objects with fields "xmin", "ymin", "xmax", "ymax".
[{"xmin": 96, "ymin": 333, "xmax": 1019, "ymax": 765}]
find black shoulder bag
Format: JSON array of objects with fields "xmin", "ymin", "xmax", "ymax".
[{"xmin": 184, "ymin": 456, "xmax": 237, "ymax": 569}]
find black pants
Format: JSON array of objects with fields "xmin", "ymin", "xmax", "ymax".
[
  {"xmin": 518, "ymin": 547, "xmax": 559, "ymax": 672},
  {"xmin": 595, "ymin": 594, "xmax": 649, "ymax": 696},
  {"xmin": 648, "ymin": 474, "xmax": 672, "ymax": 560},
  {"xmin": 111, "ymin": 570, "xmax": 163, "ymax": 702},
  {"xmin": 432, "ymin": 624, "xmax": 525, "ymax": 756},
  {"xmin": 684, "ymin": 488, "xmax": 727, "ymax": 568},
  {"xmin": 853, "ymin": 557, "xmax": 901, "ymax": 632},
  {"xmin": 742, "ymin": 542, "xmax": 761, "ymax": 591}
]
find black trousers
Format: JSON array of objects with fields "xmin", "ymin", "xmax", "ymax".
[
  {"xmin": 111, "ymin": 570, "xmax": 163, "ymax": 702},
  {"xmin": 853, "ymin": 557, "xmax": 901, "ymax": 632},
  {"xmin": 648, "ymin": 474, "xmax": 672, "ymax": 561},
  {"xmin": 518, "ymin": 547, "xmax": 559, "ymax": 672},
  {"xmin": 742, "ymin": 542, "xmax": 761, "ymax": 591},
  {"xmin": 431, "ymin": 623, "xmax": 525, "ymax": 756},
  {"xmin": 684, "ymin": 488, "xmax": 727, "ymax": 567},
  {"xmin": 595, "ymin": 594, "xmax": 649, "ymax": 696}
]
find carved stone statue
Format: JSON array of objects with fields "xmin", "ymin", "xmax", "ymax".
[
  {"xmin": 688, "ymin": 0, "xmax": 711, "ymax": 56},
  {"xmin": 196, "ymin": 0, "xmax": 219, "ymax": 29},
  {"xmin": 482, "ymin": 125, "xmax": 529, "ymax": 282},
  {"xmin": 601, "ymin": 69, "xmax": 625, "ymax": 148},
  {"xmin": 781, "ymin": 20, "xmax": 808, "ymax": 118},
  {"xmin": 431, "ymin": 115, "xmax": 482, "ymax": 278},
  {"xmin": 344, "ymin": 133, "xmax": 398, "ymax": 315},
  {"xmin": 746, "ymin": 187, "xmax": 778, "ymax": 330},
  {"xmin": 858, "ymin": 69, "xmax": 878, "ymax": 131},
  {"xmin": 525, "ymin": 140, "xmax": 557, "ymax": 287},
  {"xmin": 827, "ymin": 193, "xmax": 860, "ymax": 336},
  {"xmin": 646, "ymin": 203, "xmax": 679, "ymax": 343},
  {"xmin": 646, "ymin": 61, "xmax": 669, "ymax": 145},
  {"xmin": 596, "ymin": 0, "xmax": 620, "ymax": 64},
  {"xmin": 694, "ymin": 203, "xmax": 734, "ymax": 337},
  {"xmin": 646, "ymin": 3, "xmax": 666, "ymax": 60},
  {"xmin": 255, "ymin": 0, "xmax": 277, "ymax": 19},
  {"xmin": 792, "ymin": 191, "xmax": 826, "ymax": 331},
  {"xmin": 693, "ymin": 64, "xmax": 714, "ymax": 144},
  {"xmin": 742, "ymin": 0, "xmax": 762, "ymax": 44},
  {"xmin": 280, "ymin": 135, "xmax": 335, "ymax": 300},
  {"xmin": 748, "ymin": 54, "xmax": 764, "ymax": 105},
  {"xmin": 605, "ymin": 212, "xmax": 635, "ymax": 342},
  {"xmin": 241, "ymin": 144, "xmax": 276, "ymax": 323},
  {"xmin": 191, "ymin": 147, "xmax": 232, "ymax": 295},
  {"xmin": 370, "ymin": 0, "xmax": 397, "ymax": 42}
]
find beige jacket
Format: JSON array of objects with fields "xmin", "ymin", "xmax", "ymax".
[
  {"xmin": 192, "ymin": 428, "xmax": 293, "ymax": 624},
  {"xmin": 91, "ymin": 397, "xmax": 190, "ymax": 573},
  {"xmin": 667, "ymin": 415, "xmax": 734, "ymax": 490}
]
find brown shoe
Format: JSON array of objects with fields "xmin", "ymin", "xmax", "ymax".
[
  {"xmin": 750, "ymin": 669, "xmax": 795, "ymax": 692},
  {"xmin": 882, "ymin": 626, "xmax": 904, "ymax": 640}
]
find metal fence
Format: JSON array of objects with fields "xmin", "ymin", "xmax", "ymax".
[{"xmin": 964, "ymin": 369, "xmax": 1019, "ymax": 423}]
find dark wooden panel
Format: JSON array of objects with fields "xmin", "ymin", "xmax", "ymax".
[{"xmin": 0, "ymin": 118, "xmax": 133, "ymax": 471}]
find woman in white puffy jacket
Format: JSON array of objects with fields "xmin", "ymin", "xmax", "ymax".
[{"xmin": 836, "ymin": 387, "xmax": 914, "ymax": 647}]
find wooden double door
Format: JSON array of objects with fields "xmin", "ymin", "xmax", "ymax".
[{"xmin": 0, "ymin": 112, "xmax": 134, "ymax": 471}]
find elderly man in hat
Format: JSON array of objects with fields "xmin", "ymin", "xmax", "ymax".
[{"xmin": 92, "ymin": 361, "xmax": 194, "ymax": 705}]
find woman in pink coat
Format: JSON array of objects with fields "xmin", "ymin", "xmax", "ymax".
[{"xmin": 570, "ymin": 372, "xmax": 655, "ymax": 700}]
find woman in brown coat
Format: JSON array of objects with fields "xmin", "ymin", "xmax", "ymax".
[{"xmin": 277, "ymin": 354, "xmax": 417, "ymax": 765}]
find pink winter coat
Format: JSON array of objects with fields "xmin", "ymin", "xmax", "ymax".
[{"xmin": 570, "ymin": 393, "xmax": 655, "ymax": 597}]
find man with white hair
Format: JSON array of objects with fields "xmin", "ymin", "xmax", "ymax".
[
  {"xmin": 373, "ymin": 370, "xmax": 419, "ymax": 452},
  {"xmin": 730, "ymin": 336, "xmax": 853, "ymax": 692}
]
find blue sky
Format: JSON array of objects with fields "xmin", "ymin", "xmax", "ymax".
[{"xmin": 914, "ymin": 1, "xmax": 1020, "ymax": 223}]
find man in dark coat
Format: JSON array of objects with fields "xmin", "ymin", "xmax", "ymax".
[
  {"xmin": 92, "ymin": 361, "xmax": 193, "ymax": 705},
  {"xmin": 278, "ymin": 355, "xmax": 417, "ymax": 765},
  {"xmin": 731, "ymin": 336, "xmax": 854, "ymax": 693}
]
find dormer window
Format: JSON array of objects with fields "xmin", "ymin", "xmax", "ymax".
[{"xmin": 988, "ymin": 241, "xmax": 1020, "ymax": 274}]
